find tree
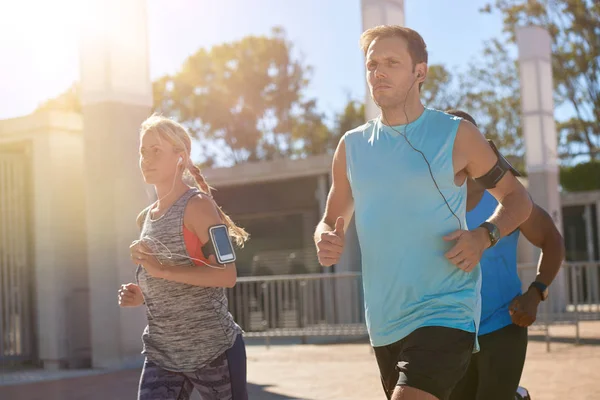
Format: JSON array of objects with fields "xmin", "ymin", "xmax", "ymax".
[
  {"xmin": 419, "ymin": 61, "xmax": 525, "ymax": 170},
  {"xmin": 35, "ymin": 84, "xmax": 80, "ymax": 114},
  {"xmin": 34, "ymin": 28, "xmax": 345, "ymax": 165},
  {"xmin": 290, "ymin": 98, "xmax": 366, "ymax": 157},
  {"xmin": 460, "ymin": 39, "xmax": 524, "ymax": 161},
  {"xmin": 153, "ymin": 27, "xmax": 316, "ymax": 166},
  {"xmin": 482, "ymin": 0, "xmax": 600, "ymax": 161},
  {"xmin": 332, "ymin": 99, "xmax": 365, "ymax": 143},
  {"xmin": 290, "ymin": 99, "xmax": 332, "ymax": 157},
  {"xmin": 560, "ymin": 161, "xmax": 600, "ymax": 191},
  {"xmin": 421, "ymin": 64, "xmax": 464, "ymax": 111}
]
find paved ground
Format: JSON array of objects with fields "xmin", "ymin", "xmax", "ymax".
[{"xmin": 1, "ymin": 322, "xmax": 599, "ymax": 400}]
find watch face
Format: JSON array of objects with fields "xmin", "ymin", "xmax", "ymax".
[
  {"xmin": 484, "ymin": 223, "xmax": 500, "ymax": 246},
  {"xmin": 491, "ymin": 225, "xmax": 500, "ymax": 242}
]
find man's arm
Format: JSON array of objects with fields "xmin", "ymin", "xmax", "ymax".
[
  {"xmin": 315, "ymin": 137, "xmax": 354, "ymax": 238},
  {"xmin": 509, "ymin": 204, "xmax": 565, "ymax": 326},
  {"xmin": 458, "ymin": 121, "xmax": 533, "ymax": 241},
  {"xmin": 445, "ymin": 121, "xmax": 533, "ymax": 271},
  {"xmin": 519, "ymin": 204, "xmax": 565, "ymax": 287},
  {"xmin": 314, "ymin": 137, "xmax": 354, "ymax": 266}
]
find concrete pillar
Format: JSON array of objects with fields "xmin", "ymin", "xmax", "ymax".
[
  {"xmin": 29, "ymin": 134, "xmax": 68, "ymax": 370},
  {"xmin": 361, "ymin": 0, "xmax": 406, "ymax": 121},
  {"xmin": 516, "ymin": 26, "xmax": 567, "ymax": 311},
  {"xmin": 0, "ymin": 112, "xmax": 89, "ymax": 369},
  {"xmin": 79, "ymin": 0, "xmax": 152, "ymax": 368}
]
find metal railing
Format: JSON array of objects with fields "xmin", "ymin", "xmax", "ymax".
[
  {"xmin": 228, "ymin": 262, "xmax": 600, "ymax": 350},
  {"xmin": 2, "ymin": 262, "xmax": 597, "ymax": 363},
  {"xmin": 563, "ymin": 262, "xmax": 600, "ymax": 319},
  {"xmin": 0, "ymin": 153, "xmax": 34, "ymax": 365},
  {"xmin": 226, "ymin": 272, "xmax": 367, "ymax": 345},
  {"xmin": 518, "ymin": 261, "xmax": 600, "ymax": 350}
]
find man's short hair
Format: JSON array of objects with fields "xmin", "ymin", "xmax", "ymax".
[
  {"xmin": 360, "ymin": 25, "xmax": 428, "ymax": 91},
  {"xmin": 360, "ymin": 25, "xmax": 428, "ymax": 65}
]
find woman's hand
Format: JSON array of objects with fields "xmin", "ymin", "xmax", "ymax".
[
  {"xmin": 118, "ymin": 283, "xmax": 145, "ymax": 307},
  {"xmin": 130, "ymin": 240, "xmax": 166, "ymax": 279}
]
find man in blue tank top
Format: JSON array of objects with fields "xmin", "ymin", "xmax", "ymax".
[
  {"xmin": 314, "ymin": 25, "xmax": 533, "ymax": 400},
  {"xmin": 446, "ymin": 110, "xmax": 565, "ymax": 400}
]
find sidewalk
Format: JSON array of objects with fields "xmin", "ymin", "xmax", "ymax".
[{"xmin": 1, "ymin": 322, "xmax": 599, "ymax": 400}]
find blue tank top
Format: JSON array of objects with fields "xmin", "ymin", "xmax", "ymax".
[
  {"xmin": 345, "ymin": 108, "xmax": 481, "ymax": 347},
  {"xmin": 466, "ymin": 190, "xmax": 521, "ymax": 335}
]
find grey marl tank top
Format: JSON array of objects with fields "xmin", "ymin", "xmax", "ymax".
[{"xmin": 136, "ymin": 187, "xmax": 242, "ymax": 372}]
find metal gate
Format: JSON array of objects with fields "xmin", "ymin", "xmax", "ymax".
[{"xmin": 0, "ymin": 150, "xmax": 35, "ymax": 364}]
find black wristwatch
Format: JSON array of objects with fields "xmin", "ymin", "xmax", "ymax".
[
  {"xmin": 479, "ymin": 222, "xmax": 500, "ymax": 248},
  {"xmin": 529, "ymin": 281, "xmax": 549, "ymax": 301}
]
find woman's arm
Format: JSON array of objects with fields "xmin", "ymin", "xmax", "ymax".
[{"xmin": 132, "ymin": 195, "xmax": 237, "ymax": 288}]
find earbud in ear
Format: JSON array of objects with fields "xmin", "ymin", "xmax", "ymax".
[{"xmin": 177, "ymin": 156, "xmax": 183, "ymax": 165}]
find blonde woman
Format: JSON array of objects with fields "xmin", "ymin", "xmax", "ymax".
[{"xmin": 118, "ymin": 115, "xmax": 249, "ymax": 400}]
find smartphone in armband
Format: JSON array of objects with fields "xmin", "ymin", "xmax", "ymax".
[{"xmin": 201, "ymin": 224, "xmax": 236, "ymax": 265}]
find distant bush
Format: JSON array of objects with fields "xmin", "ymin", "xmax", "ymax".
[{"xmin": 560, "ymin": 161, "xmax": 600, "ymax": 192}]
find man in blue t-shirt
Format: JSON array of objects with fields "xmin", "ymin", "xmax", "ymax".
[{"xmin": 447, "ymin": 110, "xmax": 565, "ymax": 400}]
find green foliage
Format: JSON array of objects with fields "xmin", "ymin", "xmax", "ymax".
[
  {"xmin": 481, "ymin": 0, "xmax": 600, "ymax": 161},
  {"xmin": 333, "ymin": 100, "xmax": 365, "ymax": 144},
  {"xmin": 36, "ymin": 2, "xmax": 599, "ymax": 171},
  {"xmin": 421, "ymin": 57, "xmax": 523, "ymax": 158},
  {"xmin": 421, "ymin": 64, "xmax": 463, "ymax": 111},
  {"xmin": 560, "ymin": 161, "xmax": 600, "ymax": 191},
  {"xmin": 423, "ymin": 0, "xmax": 599, "ymax": 166},
  {"xmin": 153, "ymin": 27, "xmax": 312, "ymax": 165},
  {"xmin": 35, "ymin": 84, "xmax": 80, "ymax": 114}
]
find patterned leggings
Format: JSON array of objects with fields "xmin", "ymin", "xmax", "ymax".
[{"xmin": 138, "ymin": 334, "xmax": 247, "ymax": 400}]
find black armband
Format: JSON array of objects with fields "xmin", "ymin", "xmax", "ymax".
[
  {"xmin": 473, "ymin": 140, "xmax": 521, "ymax": 189},
  {"xmin": 201, "ymin": 240, "xmax": 215, "ymax": 259}
]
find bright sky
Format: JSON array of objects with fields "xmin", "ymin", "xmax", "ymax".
[{"xmin": 0, "ymin": 0, "xmax": 505, "ymax": 121}]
